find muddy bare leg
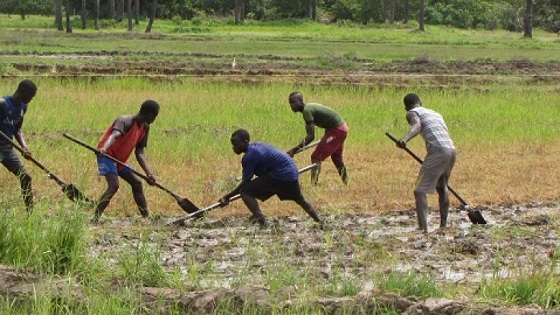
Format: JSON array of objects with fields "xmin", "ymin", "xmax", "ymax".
[
  {"xmin": 294, "ymin": 197, "xmax": 323, "ymax": 226},
  {"xmin": 436, "ymin": 185, "xmax": 449, "ymax": 228},
  {"xmin": 333, "ymin": 159, "xmax": 348, "ymax": 185},
  {"xmin": 414, "ymin": 190, "xmax": 429, "ymax": 233},
  {"xmin": 18, "ymin": 170, "xmax": 33, "ymax": 213},
  {"xmin": 120, "ymin": 171, "xmax": 149, "ymax": 218},
  {"xmin": 94, "ymin": 174, "xmax": 120, "ymax": 221},
  {"xmin": 311, "ymin": 158, "xmax": 321, "ymax": 185},
  {"xmin": 241, "ymin": 192, "xmax": 268, "ymax": 227}
]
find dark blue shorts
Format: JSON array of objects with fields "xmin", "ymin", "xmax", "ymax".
[
  {"xmin": 97, "ymin": 156, "xmax": 131, "ymax": 176},
  {"xmin": 241, "ymin": 176, "xmax": 303, "ymax": 201}
]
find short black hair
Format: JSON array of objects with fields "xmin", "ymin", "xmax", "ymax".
[
  {"xmin": 139, "ymin": 100, "xmax": 160, "ymax": 115},
  {"xmin": 289, "ymin": 91, "xmax": 303, "ymax": 101},
  {"xmin": 17, "ymin": 80, "xmax": 37, "ymax": 94},
  {"xmin": 403, "ymin": 93, "xmax": 421, "ymax": 107},
  {"xmin": 231, "ymin": 128, "xmax": 250, "ymax": 142}
]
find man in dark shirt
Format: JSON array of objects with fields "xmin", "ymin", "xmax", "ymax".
[
  {"xmin": 219, "ymin": 129, "xmax": 323, "ymax": 228},
  {"xmin": 0, "ymin": 80, "xmax": 37, "ymax": 213}
]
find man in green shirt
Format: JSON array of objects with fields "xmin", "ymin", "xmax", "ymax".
[{"xmin": 287, "ymin": 91, "xmax": 349, "ymax": 185}]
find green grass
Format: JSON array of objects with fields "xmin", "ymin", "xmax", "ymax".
[
  {"xmin": 0, "ymin": 203, "xmax": 87, "ymax": 274},
  {"xmin": 1, "ymin": 16, "xmax": 560, "ymax": 313},
  {"xmin": 1, "ymin": 14, "xmax": 559, "ymax": 63},
  {"xmin": 374, "ymin": 271, "xmax": 445, "ymax": 299}
]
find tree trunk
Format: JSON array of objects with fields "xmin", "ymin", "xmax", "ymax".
[
  {"xmin": 403, "ymin": 0, "xmax": 409, "ymax": 24},
  {"xmin": 109, "ymin": 0, "xmax": 115, "ymax": 19},
  {"xmin": 309, "ymin": 0, "xmax": 316, "ymax": 21},
  {"xmin": 81, "ymin": 0, "xmax": 87, "ymax": 29},
  {"xmin": 134, "ymin": 0, "xmax": 140, "ymax": 25},
  {"xmin": 524, "ymin": 0, "xmax": 533, "ymax": 38},
  {"xmin": 65, "ymin": 0, "xmax": 73, "ymax": 33},
  {"xmin": 117, "ymin": 0, "xmax": 124, "ymax": 22},
  {"xmin": 234, "ymin": 0, "xmax": 242, "ymax": 25},
  {"xmin": 55, "ymin": 0, "xmax": 64, "ymax": 31},
  {"xmin": 388, "ymin": 0, "xmax": 395, "ymax": 24},
  {"xmin": 418, "ymin": 0, "xmax": 425, "ymax": 31},
  {"xmin": 127, "ymin": 0, "xmax": 133, "ymax": 31},
  {"xmin": 145, "ymin": 0, "xmax": 157, "ymax": 33},
  {"xmin": 94, "ymin": 0, "xmax": 100, "ymax": 30}
]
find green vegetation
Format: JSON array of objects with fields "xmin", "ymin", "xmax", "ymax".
[
  {"xmin": 1, "ymin": 16, "xmax": 560, "ymax": 314},
  {"xmin": 374, "ymin": 271, "xmax": 445, "ymax": 299},
  {"xmin": 2, "ymin": 0, "xmax": 560, "ymax": 32},
  {"xmin": 478, "ymin": 256, "xmax": 560, "ymax": 309},
  {"xmin": 1, "ymin": 15, "xmax": 560, "ymax": 64}
]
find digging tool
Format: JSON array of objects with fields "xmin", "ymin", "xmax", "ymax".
[
  {"xmin": 293, "ymin": 140, "xmax": 321, "ymax": 154},
  {"xmin": 385, "ymin": 132, "xmax": 486, "ymax": 225},
  {"xmin": 62, "ymin": 132, "xmax": 199, "ymax": 214},
  {"xmin": 0, "ymin": 131, "xmax": 93, "ymax": 205},
  {"xmin": 170, "ymin": 163, "xmax": 318, "ymax": 226}
]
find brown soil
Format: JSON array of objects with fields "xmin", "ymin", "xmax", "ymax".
[{"xmin": 3, "ymin": 51, "xmax": 560, "ymax": 88}]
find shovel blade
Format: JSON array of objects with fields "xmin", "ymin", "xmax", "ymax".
[
  {"xmin": 177, "ymin": 198, "xmax": 200, "ymax": 214},
  {"xmin": 467, "ymin": 208, "xmax": 487, "ymax": 224},
  {"xmin": 461, "ymin": 205, "xmax": 486, "ymax": 224},
  {"xmin": 62, "ymin": 184, "xmax": 94, "ymax": 207}
]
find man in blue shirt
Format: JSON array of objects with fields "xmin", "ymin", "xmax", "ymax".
[
  {"xmin": 0, "ymin": 80, "xmax": 37, "ymax": 213},
  {"xmin": 219, "ymin": 129, "xmax": 323, "ymax": 228}
]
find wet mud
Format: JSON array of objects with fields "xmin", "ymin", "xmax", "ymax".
[{"xmin": 82, "ymin": 201, "xmax": 560, "ymax": 313}]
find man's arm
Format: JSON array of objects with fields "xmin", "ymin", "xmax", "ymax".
[
  {"xmin": 219, "ymin": 178, "xmax": 250, "ymax": 206},
  {"xmin": 99, "ymin": 129, "xmax": 122, "ymax": 153},
  {"xmin": 288, "ymin": 122, "xmax": 315, "ymax": 157},
  {"xmin": 135, "ymin": 146, "xmax": 156, "ymax": 185},
  {"xmin": 14, "ymin": 119, "xmax": 31, "ymax": 158},
  {"xmin": 397, "ymin": 111, "xmax": 422, "ymax": 148}
]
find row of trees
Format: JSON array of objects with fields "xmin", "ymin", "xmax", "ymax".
[{"xmin": 1, "ymin": 0, "xmax": 559, "ymax": 35}]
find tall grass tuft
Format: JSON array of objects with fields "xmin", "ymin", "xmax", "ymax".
[
  {"xmin": 0, "ymin": 204, "xmax": 87, "ymax": 275},
  {"xmin": 374, "ymin": 271, "xmax": 444, "ymax": 299},
  {"xmin": 116, "ymin": 233, "xmax": 170, "ymax": 287},
  {"xmin": 477, "ymin": 255, "xmax": 560, "ymax": 308}
]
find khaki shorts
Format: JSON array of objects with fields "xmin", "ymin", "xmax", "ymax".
[{"xmin": 415, "ymin": 146, "xmax": 456, "ymax": 194}]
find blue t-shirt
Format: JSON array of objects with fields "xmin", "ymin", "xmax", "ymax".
[
  {"xmin": 0, "ymin": 96, "xmax": 27, "ymax": 145},
  {"xmin": 241, "ymin": 142, "xmax": 299, "ymax": 182}
]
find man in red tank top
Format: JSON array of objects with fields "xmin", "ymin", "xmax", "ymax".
[{"xmin": 93, "ymin": 100, "xmax": 159, "ymax": 223}]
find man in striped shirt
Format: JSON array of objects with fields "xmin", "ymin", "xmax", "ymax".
[{"xmin": 396, "ymin": 93, "xmax": 456, "ymax": 233}]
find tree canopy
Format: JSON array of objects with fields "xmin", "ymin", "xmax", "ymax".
[{"xmin": 1, "ymin": 0, "xmax": 558, "ymax": 33}]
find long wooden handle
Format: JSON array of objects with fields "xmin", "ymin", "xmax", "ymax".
[
  {"xmin": 175, "ymin": 163, "xmax": 318, "ymax": 222},
  {"xmin": 62, "ymin": 132, "xmax": 183, "ymax": 200},
  {"xmin": 385, "ymin": 132, "xmax": 468, "ymax": 207},
  {"xmin": 0, "ymin": 130, "xmax": 66, "ymax": 186}
]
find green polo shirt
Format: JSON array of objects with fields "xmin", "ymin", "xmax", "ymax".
[{"xmin": 302, "ymin": 103, "xmax": 344, "ymax": 130}]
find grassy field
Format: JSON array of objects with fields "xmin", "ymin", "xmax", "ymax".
[
  {"xmin": 1, "ymin": 14, "xmax": 560, "ymax": 64},
  {"xmin": 1, "ymin": 15, "xmax": 560, "ymax": 313},
  {"xmin": 0, "ymin": 14, "xmax": 558, "ymax": 217}
]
